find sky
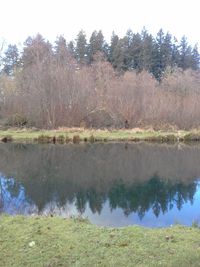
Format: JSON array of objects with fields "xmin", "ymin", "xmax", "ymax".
[{"xmin": 0, "ymin": 0, "xmax": 200, "ymax": 46}]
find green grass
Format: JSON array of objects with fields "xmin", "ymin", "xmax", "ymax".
[
  {"xmin": 1, "ymin": 216, "xmax": 200, "ymax": 267},
  {"xmin": 0, "ymin": 128, "xmax": 192, "ymax": 143}
]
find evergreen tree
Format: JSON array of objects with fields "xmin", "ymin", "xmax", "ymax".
[
  {"xmin": 129, "ymin": 33, "xmax": 143, "ymax": 71},
  {"xmin": 108, "ymin": 31, "xmax": 119, "ymax": 64},
  {"xmin": 75, "ymin": 30, "xmax": 88, "ymax": 65},
  {"xmin": 140, "ymin": 28, "xmax": 154, "ymax": 72},
  {"xmin": 68, "ymin": 41, "xmax": 75, "ymax": 58},
  {"xmin": 88, "ymin": 30, "xmax": 105, "ymax": 62},
  {"xmin": 152, "ymin": 29, "xmax": 167, "ymax": 80},
  {"xmin": 179, "ymin": 36, "xmax": 192, "ymax": 70},
  {"xmin": 2, "ymin": 44, "xmax": 20, "ymax": 75},
  {"xmin": 163, "ymin": 32, "xmax": 173, "ymax": 67},
  {"xmin": 171, "ymin": 37, "xmax": 180, "ymax": 68},
  {"xmin": 112, "ymin": 38, "xmax": 127, "ymax": 71},
  {"xmin": 123, "ymin": 29, "xmax": 135, "ymax": 70},
  {"xmin": 191, "ymin": 44, "xmax": 200, "ymax": 70}
]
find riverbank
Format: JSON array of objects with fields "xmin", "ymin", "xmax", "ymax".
[
  {"xmin": 0, "ymin": 216, "xmax": 200, "ymax": 267},
  {"xmin": 0, "ymin": 127, "xmax": 200, "ymax": 143}
]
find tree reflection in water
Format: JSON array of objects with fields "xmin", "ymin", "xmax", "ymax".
[
  {"xmin": 0, "ymin": 142, "xmax": 200, "ymax": 224},
  {"xmin": 0, "ymin": 175, "xmax": 198, "ymax": 219}
]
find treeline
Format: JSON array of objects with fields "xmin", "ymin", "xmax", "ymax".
[
  {"xmin": 74, "ymin": 28, "xmax": 199, "ymax": 80},
  {"xmin": 0, "ymin": 30, "xmax": 200, "ymax": 129},
  {"xmin": 1, "ymin": 28, "xmax": 199, "ymax": 79}
]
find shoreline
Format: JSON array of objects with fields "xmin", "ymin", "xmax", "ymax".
[{"xmin": 0, "ymin": 128, "xmax": 200, "ymax": 143}]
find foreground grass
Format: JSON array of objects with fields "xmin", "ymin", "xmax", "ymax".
[
  {"xmin": 1, "ymin": 216, "xmax": 200, "ymax": 267},
  {"xmin": 0, "ymin": 127, "xmax": 195, "ymax": 143}
]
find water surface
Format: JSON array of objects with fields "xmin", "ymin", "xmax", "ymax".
[{"xmin": 1, "ymin": 142, "xmax": 200, "ymax": 227}]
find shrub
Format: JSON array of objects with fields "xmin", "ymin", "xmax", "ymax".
[
  {"xmin": 1, "ymin": 135, "xmax": 13, "ymax": 142},
  {"xmin": 37, "ymin": 135, "xmax": 52, "ymax": 143},
  {"xmin": 184, "ymin": 133, "xmax": 200, "ymax": 142},
  {"xmin": 5, "ymin": 113, "xmax": 28, "ymax": 127},
  {"xmin": 73, "ymin": 135, "xmax": 80, "ymax": 144},
  {"xmin": 89, "ymin": 135, "xmax": 95, "ymax": 143},
  {"xmin": 57, "ymin": 135, "xmax": 65, "ymax": 144},
  {"xmin": 65, "ymin": 135, "xmax": 70, "ymax": 143}
]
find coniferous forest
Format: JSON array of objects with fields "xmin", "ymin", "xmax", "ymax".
[{"xmin": 0, "ymin": 28, "xmax": 199, "ymax": 129}]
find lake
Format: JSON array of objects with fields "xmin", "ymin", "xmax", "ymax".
[{"xmin": 1, "ymin": 142, "xmax": 200, "ymax": 227}]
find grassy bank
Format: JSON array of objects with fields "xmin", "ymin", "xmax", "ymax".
[
  {"xmin": 0, "ymin": 127, "xmax": 199, "ymax": 143},
  {"xmin": 1, "ymin": 216, "xmax": 200, "ymax": 267}
]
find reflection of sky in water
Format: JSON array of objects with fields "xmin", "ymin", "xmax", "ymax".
[
  {"xmin": 1, "ymin": 175, "xmax": 200, "ymax": 227},
  {"xmin": 85, "ymin": 195, "xmax": 200, "ymax": 228},
  {"xmin": 0, "ymin": 176, "xmax": 36, "ymax": 214},
  {"xmin": 87, "ymin": 183, "xmax": 200, "ymax": 227}
]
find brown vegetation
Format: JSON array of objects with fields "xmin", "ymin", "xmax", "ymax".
[{"xmin": 0, "ymin": 38, "xmax": 200, "ymax": 130}]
